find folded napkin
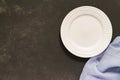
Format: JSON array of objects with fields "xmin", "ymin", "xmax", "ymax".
[{"xmin": 80, "ymin": 36, "xmax": 120, "ymax": 80}]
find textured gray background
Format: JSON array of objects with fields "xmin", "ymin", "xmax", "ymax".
[{"xmin": 0, "ymin": 0, "xmax": 119, "ymax": 80}]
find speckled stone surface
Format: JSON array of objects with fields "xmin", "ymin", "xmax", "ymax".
[{"xmin": 0, "ymin": 0, "xmax": 119, "ymax": 80}]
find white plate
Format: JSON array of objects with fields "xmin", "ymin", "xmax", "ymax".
[{"xmin": 60, "ymin": 6, "xmax": 112, "ymax": 58}]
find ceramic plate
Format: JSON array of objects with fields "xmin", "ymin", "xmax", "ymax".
[{"xmin": 60, "ymin": 6, "xmax": 112, "ymax": 58}]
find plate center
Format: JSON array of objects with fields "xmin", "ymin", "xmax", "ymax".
[{"xmin": 70, "ymin": 15, "xmax": 103, "ymax": 48}]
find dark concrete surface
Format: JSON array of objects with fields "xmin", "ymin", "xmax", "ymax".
[{"xmin": 0, "ymin": 0, "xmax": 120, "ymax": 80}]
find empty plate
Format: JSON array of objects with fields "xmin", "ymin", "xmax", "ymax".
[{"xmin": 60, "ymin": 6, "xmax": 112, "ymax": 58}]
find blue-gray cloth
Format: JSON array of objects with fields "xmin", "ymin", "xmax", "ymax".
[{"xmin": 80, "ymin": 36, "xmax": 120, "ymax": 80}]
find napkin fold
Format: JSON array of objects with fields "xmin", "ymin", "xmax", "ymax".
[{"xmin": 80, "ymin": 36, "xmax": 120, "ymax": 80}]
